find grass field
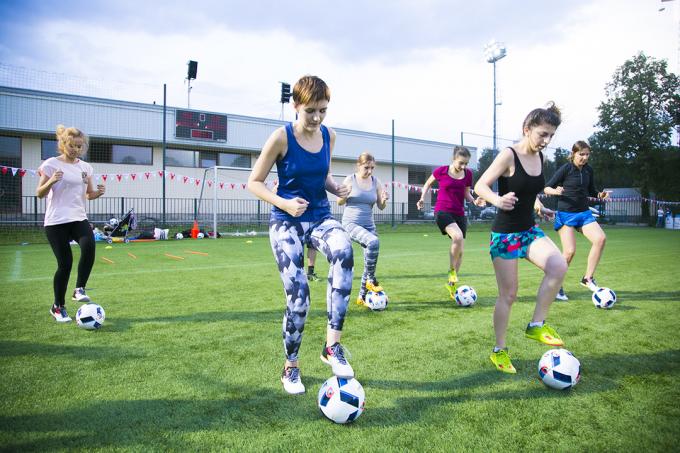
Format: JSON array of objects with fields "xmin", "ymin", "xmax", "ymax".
[{"xmin": 1, "ymin": 224, "xmax": 679, "ymax": 452}]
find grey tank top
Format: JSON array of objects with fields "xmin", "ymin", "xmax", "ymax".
[{"xmin": 342, "ymin": 174, "xmax": 377, "ymax": 227}]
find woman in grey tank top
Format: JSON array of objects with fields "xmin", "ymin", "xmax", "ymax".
[{"xmin": 338, "ymin": 152, "xmax": 389, "ymax": 306}]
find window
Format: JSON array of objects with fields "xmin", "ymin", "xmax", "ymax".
[
  {"xmin": 166, "ymin": 149, "xmax": 196, "ymax": 167},
  {"xmin": 199, "ymin": 151, "xmax": 217, "ymax": 168},
  {"xmin": 0, "ymin": 136, "xmax": 21, "ymax": 161},
  {"xmin": 87, "ymin": 142, "xmax": 152, "ymax": 165},
  {"xmin": 112, "ymin": 144, "xmax": 152, "ymax": 165},
  {"xmin": 218, "ymin": 152, "xmax": 250, "ymax": 168},
  {"xmin": 41, "ymin": 139, "xmax": 58, "ymax": 160}
]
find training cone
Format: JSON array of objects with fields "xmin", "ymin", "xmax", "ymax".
[{"xmin": 191, "ymin": 220, "xmax": 199, "ymax": 239}]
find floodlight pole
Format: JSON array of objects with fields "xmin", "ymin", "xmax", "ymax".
[{"xmin": 484, "ymin": 40, "xmax": 507, "ymax": 192}]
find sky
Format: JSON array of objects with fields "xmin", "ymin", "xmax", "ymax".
[{"xmin": 0, "ymin": 0, "xmax": 676, "ymax": 156}]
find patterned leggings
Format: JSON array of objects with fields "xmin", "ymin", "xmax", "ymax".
[
  {"xmin": 343, "ymin": 222, "xmax": 379, "ymax": 298},
  {"xmin": 269, "ymin": 217, "xmax": 354, "ymax": 362}
]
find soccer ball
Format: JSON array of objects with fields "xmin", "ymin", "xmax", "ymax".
[
  {"xmin": 538, "ymin": 348, "xmax": 581, "ymax": 390},
  {"xmin": 197, "ymin": 232, "xmax": 205, "ymax": 239},
  {"xmin": 365, "ymin": 290, "xmax": 388, "ymax": 311},
  {"xmin": 76, "ymin": 303, "xmax": 106, "ymax": 330},
  {"xmin": 454, "ymin": 285, "xmax": 477, "ymax": 307},
  {"xmin": 175, "ymin": 233, "xmax": 184, "ymax": 240},
  {"xmin": 592, "ymin": 287, "xmax": 617, "ymax": 309},
  {"xmin": 318, "ymin": 376, "xmax": 365, "ymax": 424}
]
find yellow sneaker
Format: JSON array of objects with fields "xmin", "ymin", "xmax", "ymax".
[
  {"xmin": 356, "ymin": 295, "xmax": 366, "ymax": 306},
  {"xmin": 448, "ymin": 269, "xmax": 458, "ymax": 284},
  {"xmin": 490, "ymin": 349, "xmax": 517, "ymax": 374},
  {"xmin": 366, "ymin": 280, "xmax": 383, "ymax": 292},
  {"xmin": 525, "ymin": 323, "xmax": 564, "ymax": 347}
]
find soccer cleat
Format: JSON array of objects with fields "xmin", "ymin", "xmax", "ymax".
[
  {"xmin": 50, "ymin": 305, "xmax": 72, "ymax": 323},
  {"xmin": 307, "ymin": 271, "xmax": 320, "ymax": 282},
  {"xmin": 320, "ymin": 342, "xmax": 354, "ymax": 378},
  {"xmin": 281, "ymin": 366, "xmax": 305, "ymax": 394},
  {"xmin": 525, "ymin": 323, "xmax": 564, "ymax": 347},
  {"xmin": 490, "ymin": 349, "xmax": 516, "ymax": 374},
  {"xmin": 365, "ymin": 279, "xmax": 383, "ymax": 292},
  {"xmin": 445, "ymin": 270, "xmax": 458, "ymax": 299},
  {"xmin": 72, "ymin": 287, "xmax": 91, "ymax": 303},
  {"xmin": 448, "ymin": 269, "xmax": 459, "ymax": 284},
  {"xmin": 555, "ymin": 287, "xmax": 569, "ymax": 301},
  {"xmin": 580, "ymin": 277, "xmax": 599, "ymax": 292},
  {"xmin": 356, "ymin": 295, "xmax": 366, "ymax": 306}
]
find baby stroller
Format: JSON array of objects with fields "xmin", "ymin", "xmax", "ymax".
[{"xmin": 103, "ymin": 208, "xmax": 138, "ymax": 243}]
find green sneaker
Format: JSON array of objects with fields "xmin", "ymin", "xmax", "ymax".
[
  {"xmin": 445, "ymin": 270, "xmax": 458, "ymax": 299},
  {"xmin": 525, "ymin": 323, "xmax": 564, "ymax": 346},
  {"xmin": 490, "ymin": 349, "xmax": 517, "ymax": 374}
]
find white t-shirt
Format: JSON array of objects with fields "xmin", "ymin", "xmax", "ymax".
[{"xmin": 39, "ymin": 157, "xmax": 94, "ymax": 226}]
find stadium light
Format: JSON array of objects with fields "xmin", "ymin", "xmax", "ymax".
[
  {"xmin": 484, "ymin": 40, "xmax": 507, "ymax": 191},
  {"xmin": 186, "ymin": 60, "xmax": 198, "ymax": 109}
]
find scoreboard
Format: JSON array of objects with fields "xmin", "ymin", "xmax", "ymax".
[{"xmin": 175, "ymin": 109, "xmax": 228, "ymax": 141}]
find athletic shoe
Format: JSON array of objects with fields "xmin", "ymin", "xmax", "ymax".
[
  {"xmin": 580, "ymin": 276, "xmax": 599, "ymax": 292},
  {"xmin": 72, "ymin": 287, "xmax": 91, "ymax": 303},
  {"xmin": 320, "ymin": 342, "xmax": 354, "ymax": 378},
  {"xmin": 281, "ymin": 366, "xmax": 305, "ymax": 394},
  {"xmin": 50, "ymin": 305, "xmax": 72, "ymax": 323},
  {"xmin": 490, "ymin": 348, "xmax": 516, "ymax": 374},
  {"xmin": 365, "ymin": 279, "xmax": 383, "ymax": 292},
  {"xmin": 445, "ymin": 270, "xmax": 459, "ymax": 299},
  {"xmin": 356, "ymin": 295, "xmax": 366, "ymax": 306},
  {"xmin": 307, "ymin": 272, "xmax": 320, "ymax": 282},
  {"xmin": 555, "ymin": 287, "xmax": 569, "ymax": 301},
  {"xmin": 525, "ymin": 323, "xmax": 564, "ymax": 347}
]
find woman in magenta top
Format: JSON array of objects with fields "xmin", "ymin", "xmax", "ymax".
[{"xmin": 417, "ymin": 146, "xmax": 486, "ymax": 299}]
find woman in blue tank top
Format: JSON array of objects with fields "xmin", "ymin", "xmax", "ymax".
[
  {"xmin": 338, "ymin": 152, "xmax": 389, "ymax": 306},
  {"xmin": 474, "ymin": 102, "xmax": 569, "ymax": 375},
  {"xmin": 247, "ymin": 75, "xmax": 355, "ymax": 395}
]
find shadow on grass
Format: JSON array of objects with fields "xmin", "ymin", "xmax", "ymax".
[
  {"xmin": 0, "ymin": 340, "xmax": 146, "ymax": 360},
  {"xmin": 1, "ymin": 349, "xmax": 677, "ymax": 450}
]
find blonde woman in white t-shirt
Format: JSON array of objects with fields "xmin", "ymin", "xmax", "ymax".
[{"xmin": 37, "ymin": 125, "xmax": 105, "ymax": 322}]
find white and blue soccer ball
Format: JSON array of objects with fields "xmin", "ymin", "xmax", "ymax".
[
  {"xmin": 175, "ymin": 232, "xmax": 184, "ymax": 240},
  {"xmin": 592, "ymin": 287, "xmax": 617, "ymax": 309},
  {"xmin": 76, "ymin": 303, "xmax": 106, "ymax": 330},
  {"xmin": 538, "ymin": 348, "xmax": 581, "ymax": 390},
  {"xmin": 455, "ymin": 285, "xmax": 477, "ymax": 307},
  {"xmin": 365, "ymin": 290, "xmax": 388, "ymax": 311},
  {"xmin": 197, "ymin": 232, "xmax": 205, "ymax": 239},
  {"xmin": 318, "ymin": 376, "xmax": 365, "ymax": 424}
]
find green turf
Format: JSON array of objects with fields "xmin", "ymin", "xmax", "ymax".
[{"xmin": 0, "ymin": 224, "xmax": 679, "ymax": 452}]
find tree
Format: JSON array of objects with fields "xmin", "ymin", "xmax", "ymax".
[
  {"xmin": 589, "ymin": 52, "xmax": 680, "ymax": 216},
  {"xmin": 473, "ymin": 147, "xmax": 495, "ymax": 184}
]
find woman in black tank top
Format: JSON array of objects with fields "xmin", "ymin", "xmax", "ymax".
[{"xmin": 474, "ymin": 103, "xmax": 569, "ymax": 375}]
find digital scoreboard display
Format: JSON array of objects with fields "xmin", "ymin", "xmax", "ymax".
[{"xmin": 175, "ymin": 110, "xmax": 228, "ymax": 141}]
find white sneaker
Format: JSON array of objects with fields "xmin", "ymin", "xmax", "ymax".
[
  {"xmin": 281, "ymin": 367, "xmax": 305, "ymax": 394},
  {"xmin": 555, "ymin": 287, "xmax": 569, "ymax": 301},
  {"xmin": 50, "ymin": 305, "xmax": 72, "ymax": 323},
  {"xmin": 72, "ymin": 287, "xmax": 91, "ymax": 303},
  {"xmin": 320, "ymin": 343, "xmax": 355, "ymax": 378}
]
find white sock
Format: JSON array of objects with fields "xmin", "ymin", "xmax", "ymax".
[{"xmin": 528, "ymin": 321, "xmax": 544, "ymax": 328}]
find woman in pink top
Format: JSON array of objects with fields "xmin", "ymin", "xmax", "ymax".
[
  {"xmin": 417, "ymin": 146, "xmax": 486, "ymax": 299},
  {"xmin": 37, "ymin": 125, "xmax": 105, "ymax": 323}
]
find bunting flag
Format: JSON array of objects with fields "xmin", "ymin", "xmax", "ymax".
[{"xmin": 3, "ymin": 164, "xmax": 680, "ymax": 204}]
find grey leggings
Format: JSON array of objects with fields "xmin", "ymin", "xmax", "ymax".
[
  {"xmin": 269, "ymin": 217, "xmax": 354, "ymax": 362},
  {"xmin": 343, "ymin": 222, "xmax": 380, "ymax": 298}
]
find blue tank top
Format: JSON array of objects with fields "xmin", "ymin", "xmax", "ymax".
[
  {"xmin": 271, "ymin": 123, "xmax": 332, "ymax": 222},
  {"xmin": 492, "ymin": 148, "xmax": 545, "ymax": 233}
]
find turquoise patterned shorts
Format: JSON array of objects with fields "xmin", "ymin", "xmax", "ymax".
[{"xmin": 490, "ymin": 225, "xmax": 545, "ymax": 260}]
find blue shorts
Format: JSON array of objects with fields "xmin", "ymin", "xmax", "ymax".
[
  {"xmin": 489, "ymin": 225, "xmax": 546, "ymax": 260},
  {"xmin": 554, "ymin": 210, "xmax": 596, "ymax": 231}
]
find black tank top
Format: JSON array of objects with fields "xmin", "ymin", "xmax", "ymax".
[{"xmin": 492, "ymin": 147, "xmax": 544, "ymax": 233}]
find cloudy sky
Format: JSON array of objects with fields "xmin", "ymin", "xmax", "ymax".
[{"xmin": 0, "ymin": 0, "xmax": 676, "ymax": 154}]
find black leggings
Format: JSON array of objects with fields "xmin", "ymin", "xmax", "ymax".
[{"xmin": 45, "ymin": 220, "xmax": 96, "ymax": 305}]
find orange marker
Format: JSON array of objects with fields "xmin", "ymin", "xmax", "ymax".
[{"xmin": 164, "ymin": 253, "xmax": 184, "ymax": 260}]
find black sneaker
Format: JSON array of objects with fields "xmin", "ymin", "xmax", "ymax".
[
  {"xmin": 50, "ymin": 304, "xmax": 72, "ymax": 323},
  {"xmin": 307, "ymin": 272, "xmax": 320, "ymax": 282},
  {"xmin": 555, "ymin": 287, "xmax": 569, "ymax": 301},
  {"xmin": 72, "ymin": 287, "xmax": 91, "ymax": 302},
  {"xmin": 580, "ymin": 277, "xmax": 599, "ymax": 292}
]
